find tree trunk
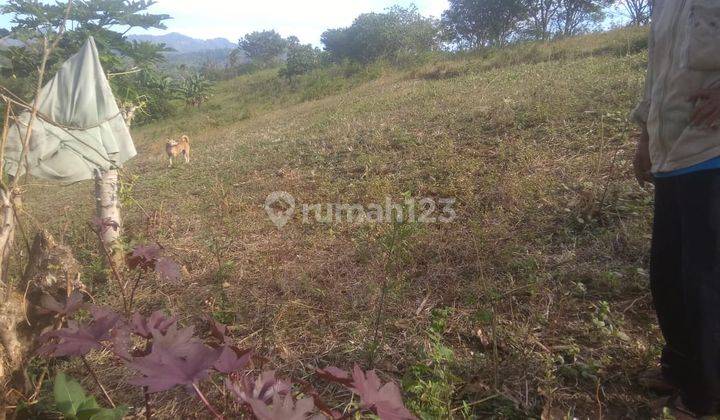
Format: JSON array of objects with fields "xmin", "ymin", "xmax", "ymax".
[
  {"xmin": 0, "ymin": 187, "xmax": 17, "ymax": 284},
  {"xmin": 1, "ymin": 231, "xmax": 83, "ymax": 419},
  {"xmin": 94, "ymin": 169, "xmax": 122, "ymax": 247}
]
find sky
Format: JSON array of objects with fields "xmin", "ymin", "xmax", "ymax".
[{"xmin": 0, "ymin": 0, "xmax": 450, "ymax": 46}]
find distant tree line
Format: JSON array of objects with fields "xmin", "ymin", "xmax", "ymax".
[
  {"xmin": 440, "ymin": 0, "xmax": 647, "ymax": 48},
  {"xmin": 225, "ymin": 0, "xmax": 652, "ymax": 82},
  {"xmin": 0, "ymin": 0, "xmax": 655, "ymax": 124}
]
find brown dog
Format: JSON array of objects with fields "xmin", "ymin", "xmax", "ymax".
[{"xmin": 166, "ymin": 135, "xmax": 191, "ymax": 167}]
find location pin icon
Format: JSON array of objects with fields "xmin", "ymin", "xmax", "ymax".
[{"xmin": 264, "ymin": 192, "xmax": 296, "ymax": 228}]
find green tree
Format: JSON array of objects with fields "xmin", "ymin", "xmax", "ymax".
[
  {"xmin": 616, "ymin": 0, "xmax": 653, "ymax": 26},
  {"xmin": 238, "ymin": 30, "xmax": 289, "ymax": 66},
  {"xmin": 280, "ymin": 42, "xmax": 321, "ymax": 82},
  {"xmin": 556, "ymin": 0, "xmax": 612, "ymax": 36},
  {"xmin": 442, "ymin": 0, "xmax": 529, "ymax": 48},
  {"xmin": 525, "ymin": 0, "xmax": 562, "ymax": 40},
  {"xmin": 322, "ymin": 6, "xmax": 439, "ymax": 63}
]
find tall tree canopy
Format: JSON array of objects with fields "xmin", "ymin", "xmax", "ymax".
[
  {"xmin": 556, "ymin": 0, "xmax": 612, "ymax": 37},
  {"xmin": 442, "ymin": 0, "xmax": 615, "ymax": 48},
  {"xmin": 442, "ymin": 0, "xmax": 529, "ymax": 48},
  {"xmin": 238, "ymin": 30, "xmax": 289, "ymax": 66},
  {"xmin": 1, "ymin": 0, "xmax": 174, "ymax": 124},
  {"xmin": 322, "ymin": 5, "xmax": 438, "ymax": 63},
  {"xmin": 525, "ymin": 0, "xmax": 563, "ymax": 40},
  {"xmin": 617, "ymin": 0, "xmax": 653, "ymax": 26}
]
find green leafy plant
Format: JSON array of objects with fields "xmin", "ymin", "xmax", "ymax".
[
  {"xmin": 403, "ymin": 308, "xmax": 464, "ymax": 419},
  {"xmin": 53, "ymin": 373, "xmax": 128, "ymax": 420},
  {"xmin": 179, "ymin": 72, "xmax": 212, "ymax": 107},
  {"xmin": 591, "ymin": 300, "xmax": 630, "ymax": 341}
]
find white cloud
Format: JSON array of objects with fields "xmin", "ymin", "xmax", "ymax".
[{"xmin": 138, "ymin": 0, "xmax": 449, "ymax": 45}]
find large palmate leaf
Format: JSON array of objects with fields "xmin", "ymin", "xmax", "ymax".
[
  {"xmin": 128, "ymin": 341, "xmax": 220, "ymax": 393},
  {"xmin": 150, "ymin": 324, "xmax": 202, "ymax": 357},
  {"xmin": 350, "ymin": 365, "xmax": 417, "ymax": 420},
  {"xmin": 39, "ymin": 307, "xmax": 121, "ymax": 357},
  {"xmin": 317, "ymin": 365, "xmax": 416, "ymax": 420},
  {"xmin": 127, "ymin": 244, "xmax": 162, "ymax": 271},
  {"xmin": 127, "ymin": 244, "xmax": 182, "ymax": 283},
  {"xmin": 128, "ymin": 319, "xmax": 221, "ymax": 392},
  {"xmin": 247, "ymin": 394, "xmax": 319, "ymax": 420},
  {"xmin": 155, "ymin": 257, "xmax": 182, "ymax": 284},
  {"xmin": 131, "ymin": 311, "xmax": 178, "ymax": 339},
  {"xmin": 226, "ymin": 371, "xmax": 291, "ymax": 405},
  {"xmin": 213, "ymin": 346, "xmax": 252, "ymax": 374}
]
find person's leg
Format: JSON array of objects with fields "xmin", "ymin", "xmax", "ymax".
[
  {"xmin": 677, "ymin": 169, "xmax": 720, "ymax": 415},
  {"xmin": 650, "ymin": 176, "xmax": 690, "ymax": 390}
]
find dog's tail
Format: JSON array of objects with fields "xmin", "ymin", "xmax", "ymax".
[{"xmin": 180, "ymin": 135, "xmax": 190, "ymax": 144}]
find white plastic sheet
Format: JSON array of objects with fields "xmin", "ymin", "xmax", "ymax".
[{"xmin": 4, "ymin": 37, "xmax": 136, "ymax": 182}]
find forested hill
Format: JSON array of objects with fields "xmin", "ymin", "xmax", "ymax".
[{"xmin": 127, "ymin": 32, "xmax": 235, "ymax": 53}]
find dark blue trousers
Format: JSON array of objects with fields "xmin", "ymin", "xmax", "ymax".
[{"xmin": 652, "ymin": 169, "xmax": 720, "ymax": 415}]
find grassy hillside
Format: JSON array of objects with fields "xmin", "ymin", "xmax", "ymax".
[{"xmin": 22, "ymin": 27, "xmax": 657, "ymax": 418}]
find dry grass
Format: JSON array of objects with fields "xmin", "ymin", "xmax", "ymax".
[{"xmin": 14, "ymin": 27, "xmax": 661, "ymax": 418}]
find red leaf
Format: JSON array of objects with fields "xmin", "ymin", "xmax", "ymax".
[
  {"xmin": 131, "ymin": 311, "xmax": 178, "ymax": 339},
  {"xmin": 155, "ymin": 257, "xmax": 181, "ymax": 284},
  {"xmin": 247, "ymin": 394, "xmax": 316, "ymax": 420},
  {"xmin": 37, "ymin": 306, "xmax": 120, "ymax": 358},
  {"xmin": 205, "ymin": 316, "xmax": 230, "ymax": 343},
  {"xmin": 128, "ymin": 342, "xmax": 220, "ymax": 393},
  {"xmin": 127, "ymin": 244, "xmax": 162, "ymax": 270},
  {"xmin": 214, "ymin": 346, "xmax": 252, "ymax": 374},
  {"xmin": 151, "ymin": 324, "xmax": 202, "ymax": 358},
  {"xmin": 133, "ymin": 245, "xmax": 162, "ymax": 261},
  {"xmin": 350, "ymin": 365, "xmax": 416, "ymax": 420},
  {"xmin": 111, "ymin": 325, "xmax": 132, "ymax": 361},
  {"xmin": 226, "ymin": 371, "xmax": 291, "ymax": 405}
]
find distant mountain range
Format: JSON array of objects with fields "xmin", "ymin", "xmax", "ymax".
[
  {"xmin": 128, "ymin": 32, "xmax": 235, "ymax": 54},
  {"xmin": 128, "ymin": 32, "xmax": 242, "ymax": 69},
  {"xmin": 1, "ymin": 33, "xmax": 241, "ymax": 69}
]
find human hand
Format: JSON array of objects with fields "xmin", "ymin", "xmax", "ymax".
[
  {"xmin": 690, "ymin": 87, "xmax": 720, "ymax": 128},
  {"xmin": 634, "ymin": 128, "xmax": 652, "ymax": 186}
]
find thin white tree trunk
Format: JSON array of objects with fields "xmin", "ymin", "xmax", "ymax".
[
  {"xmin": 0, "ymin": 187, "xmax": 16, "ymax": 285},
  {"xmin": 94, "ymin": 169, "xmax": 121, "ymax": 246}
]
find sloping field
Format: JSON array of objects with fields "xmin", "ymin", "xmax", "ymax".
[{"xmin": 22, "ymin": 27, "xmax": 659, "ymax": 418}]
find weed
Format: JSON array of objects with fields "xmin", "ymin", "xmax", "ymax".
[{"xmin": 404, "ymin": 308, "xmax": 464, "ymax": 419}]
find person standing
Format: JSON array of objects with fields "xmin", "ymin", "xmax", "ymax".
[{"xmin": 633, "ymin": 1, "xmax": 720, "ymax": 418}]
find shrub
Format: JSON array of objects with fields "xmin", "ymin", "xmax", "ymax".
[
  {"xmin": 279, "ymin": 42, "xmax": 322, "ymax": 82},
  {"xmin": 321, "ymin": 5, "xmax": 439, "ymax": 64}
]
